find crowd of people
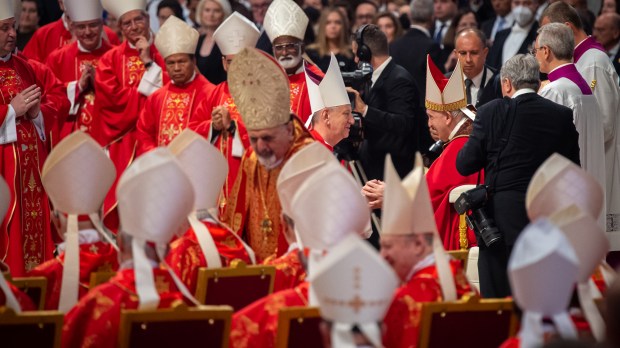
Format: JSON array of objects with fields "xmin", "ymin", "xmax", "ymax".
[{"xmin": 0, "ymin": 0, "xmax": 619, "ymax": 347}]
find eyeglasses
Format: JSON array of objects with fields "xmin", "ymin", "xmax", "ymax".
[
  {"xmin": 530, "ymin": 45, "xmax": 545, "ymax": 55},
  {"xmin": 120, "ymin": 15, "xmax": 146, "ymax": 30},
  {"xmin": 273, "ymin": 42, "xmax": 301, "ymax": 53}
]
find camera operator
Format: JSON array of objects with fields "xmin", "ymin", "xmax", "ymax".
[
  {"xmin": 455, "ymin": 54, "xmax": 580, "ymax": 298},
  {"xmin": 347, "ymin": 24, "xmax": 423, "ymax": 182}
]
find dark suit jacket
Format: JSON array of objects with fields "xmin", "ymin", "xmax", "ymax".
[
  {"xmin": 456, "ymin": 92, "xmax": 580, "ymax": 245},
  {"xmin": 358, "ymin": 60, "xmax": 423, "ymax": 181},
  {"xmin": 613, "ymin": 48, "xmax": 620, "ymax": 85},
  {"xmin": 475, "ymin": 66, "xmax": 503, "ymax": 108},
  {"xmin": 480, "ymin": 17, "xmax": 496, "ymax": 41},
  {"xmin": 390, "ymin": 28, "xmax": 442, "ymax": 105},
  {"xmin": 485, "ymin": 22, "xmax": 539, "ymax": 70}
]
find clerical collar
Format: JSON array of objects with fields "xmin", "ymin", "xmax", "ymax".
[
  {"xmin": 512, "ymin": 88, "xmax": 536, "ymax": 98},
  {"xmin": 448, "ymin": 116, "xmax": 468, "ymax": 141},
  {"xmin": 410, "ymin": 24, "xmax": 430, "ymax": 37},
  {"xmin": 405, "ymin": 253, "xmax": 435, "ymax": 282},
  {"xmin": 128, "ymin": 32, "xmax": 154, "ymax": 49},
  {"xmin": 78, "ymin": 38, "xmax": 103, "ymax": 53},
  {"xmin": 171, "ymin": 71, "xmax": 197, "ymax": 86},
  {"xmin": 0, "ymin": 53, "xmax": 11, "ymax": 62}
]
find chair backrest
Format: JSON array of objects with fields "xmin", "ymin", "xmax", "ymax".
[
  {"xmin": 89, "ymin": 271, "xmax": 116, "ymax": 289},
  {"xmin": 0, "ymin": 307, "xmax": 63, "ymax": 348},
  {"xmin": 465, "ymin": 246, "xmax": 480, "ymax": 292},
  {"xmin": 10, "ymin": 276, "xmax": 48, "ymax": 310},
  {"xmin": 275, "ymin": 306, "xmax": 324, "ymax": 348},
  {"xmin": 118, "ymin": 304, "xmax": 233, "ymax": 348},
  {"xmin": 195, "ymin": 260, "xmax": 275, "ymax": 311},
  {"xmin": 418, "ymin": 294, "xmax": 517, "ymax": 348}
]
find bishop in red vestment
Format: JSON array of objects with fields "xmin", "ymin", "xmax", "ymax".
[
  {"xmin": 263, "ymin": 245, "xmax": 306, "ymax": 293},
  {"xmin": 94, "ymin": 8, "xmax": 168, "ymax": 230},
  {"xmin": 22, "ymin": 13, "xmax": 118, "ymax": 62}
]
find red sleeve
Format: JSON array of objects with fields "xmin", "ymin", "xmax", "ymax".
[
  {"xmin": 29, "ymin": 60, "xmax": 70, "ymax": 135},
  {"xmin": 103, "ymin": 26, "xmax": 120, "ymax": 46},
  {"xmin": 383, "ymin": 291, "xmax": 423, "ymax": 348},
  {"xmin": 166, "ymin": 235, "xmax": 204, "ymax": 295},
  {"xmin": 135, "ymin": 91, "xmax": 161, "ymax": 157},
  {"xmin": 22, "ymin": 31, "xmax": 43, "ymax": 62},
  {"xmin": 27, "ymin": 258, "xmax": 63, "ymax": 310}
]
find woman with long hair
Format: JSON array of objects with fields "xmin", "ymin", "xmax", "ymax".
[
  {"xmin": 306, "ymin": 7, "xmax": 356, "ymax": 73},
  {"xmin": 195, "ymin": 0, "xmax": 231, "ymax": 84},
  {"xmin": 442, "ymin": 9, "xmax": 479, "ymax": 72},
  {"xmin": 373, "ymin": 11, "xmax": 403, "ymax": 44}
]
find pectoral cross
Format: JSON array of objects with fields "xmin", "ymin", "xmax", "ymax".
[{"xmin": 261, "ymin": 218, "xmax": 273, "ymax": 243}]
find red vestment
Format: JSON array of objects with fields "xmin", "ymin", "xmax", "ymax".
[
  {"xmin": 45, "ymin": 40, "xmax": 114, "ymax": 146},
  {"xmin": 22, "ymin": 17, "xmax": 119, "ymax": 63},
  {"xmin": 221, "ymin": 118, "xmax": 314, "ymax": 262},
  {"xmin": 27, "ymin": 241, "xmax": 119, "ymax": 310},
  {"xmin": 1, "ymin": 281, "xmax": 36, "ymax": 310},
  {"xmin": 135, "ymin": 74, "xmax": 215, "ymax": 156},
  {"xmin": 194, "ymin": 81, "xmax": 250, "ymax": 202},
  {"xmin": 94, "ymin": 41, "xmax": 168, "ymax": 231},
  {"xmin": 263, "ymin": 247, "xmax": 306, "ymax": 293},
  {"xmin": 229, "ymin": 282, "xmax": 309, "ymax": 348},
  {"xmin": 61, "ymin": 267, "xmax": 190, "ymax": 348},
  {"xmin": 426, "ymin": 132, "xmax": 480, "ymax": 250},
  {"xmin": 288, "ymin": 62, "xmax": 323, "ymax": 125},
  {"xmin": 166, "ymin": 220, "xmax": 252, "ymax": 294},
  {"xmin": 309, "ymin": 129, "xmax": 333, "ymax": 151},
  {"xmin": 0, "ymin": 54, "xmax": 55, "ymax": 276},
  {"xmin": 382, "ymin": 259, "xmax": 473, "ymax": 348}
]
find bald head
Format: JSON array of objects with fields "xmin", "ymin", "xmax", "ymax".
[
  {"xmin": 594, "ymin": 12, "xmax": 620, "ymax": 50},
  {"xmin": 454, "ymin": 29, "xmax": 488, "ymax": 78}
]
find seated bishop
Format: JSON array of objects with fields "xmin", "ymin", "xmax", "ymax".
[
  {"xmin": 62, "ymin": 148, "xmax": 200, "ymax": 348},
  {"xmin": 135, "ymin": 16, "xmax": 216, "ymax": 156},
  {"xmin": 29, "ymin": 132, "xmax": 119, "ymax": 312},
  {"xmin": 193, "ymin": 12, "xmax": 257, "ymax": 204},
  {"xmin": 166, "ymin": 129, "xmax": 255, "ymax": 294},
  {"xmin": 230, "ymin": 158, "xmax": 371, "ymax": 348},
  {"xmin": 380, "ymin": 153, "xmax": 473, "ymax": 348}
]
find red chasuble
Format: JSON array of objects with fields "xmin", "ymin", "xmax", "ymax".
[
  {"xmin": 22, "ymin": 17, "xmax": 119, "ymax": 63},
  {"xmin": 94, "ymin": 41, "xmax": 168, "ymax": 231},
  {"xmin": 135, "ymin": 74, "xmax": 216, "ymax": 156},
  {"xmin": 289, "ymin": 61, "xmax": 323, "ymax": 125},
  {"xmin": 62, "ymin": 268, "xmax": 190, "ymax": 348},
  {"xmin": 166, "ymin": 220, "xmax": 252, "ymax": 294},
  {"xmin": 309, "ymin": 129, "xmax": 333, "ymax": 151},
  {"xmin": 194, "ymin": 81, "xmax": 250, "ymax": 202},
  {"xmin": 229, "ymin": 282, "xmax": 309, "ymax": 348},
  {"xmin": 46, "ymin": 40, "xmax": 114, "ymax": 146},
  {"xmin": 263, "ymin": 247, "xmax": 306, "ymax": 293},
  {"xmin": 426, "ymin": 133, "xmax": 480, "ymax": 250},
  {"xmin": 0, "ymin": 281, "xmax": 36, "ymax": 310},
  {"xmin": 27, "ymin": 241, "xmax": 119, "ymax": 310},
  {"xmin": 221, "ymin": 118, "xmax": 314, "ymax": 262},
  {"xmin": 382, "ymin": 259, "xmax": 473, "ymax": 348},
  {"xmin": 0, "ymin": 54, "xmax": 54, "ymax": 276}
]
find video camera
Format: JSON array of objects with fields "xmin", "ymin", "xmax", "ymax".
[
  {"xmin": 454, "ymin": 185, "xmax": 502, "ymax": 247},
  {"xmin": 341, "ymin": 61, "xmax": 373, "ymax": 98}
]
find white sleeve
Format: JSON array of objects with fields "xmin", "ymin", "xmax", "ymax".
[
  {"xmin": 31, "ymin": 111, "xmax": 46, "ymax": 141},
  {"xmin": 0, "ymin": 105, "xmax": 17, "ymax": 144},
  {"xmin": 137, "ymin": 62, "xmax": 163, "ymax": 97},
  {"xmin": 67, "ymin": 80, "xmax": 80, "ymax": 115}
]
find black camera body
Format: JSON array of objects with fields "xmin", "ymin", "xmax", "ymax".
[
  {"xmin": 341, "ymin": 61, "xmax": 373, "ymax": 98},
  {"xmin": 454, "ymin": 185, "xmax": 502, "ymax": 247}
]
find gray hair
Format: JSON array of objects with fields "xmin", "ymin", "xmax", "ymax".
[
  {"xmin": 537, "ymin": 23, "xmax": 574, "ymax": 61},
  {"xmin": 500, "ymin": 54, "xmax": 540, "ymax": 91},
  {"xmin": 310, "ymin": 106, "xmax": 337, "ymax": 125},
  {"xmin": 449, "ymin": 110, "xmax": 466, "ymax": 119},
  {"xmin": 410, "ymin": 0, "xmax": 433, "ymax": 24}
]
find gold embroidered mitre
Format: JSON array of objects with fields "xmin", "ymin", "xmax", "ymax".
[
  {"xmin": 228, "ymin": 47, "xmax": 291, "ymax": 130},
  {"xmin": 101, "ymin": 0, "xmax": 146, "ymax": 19},
  {"xmin": 155, "ymin": 16, "xmax": 199, "ymax": 59},
  {"xmin": 425, "ymin": 54, "xmax": 467, "ymax": 112}
]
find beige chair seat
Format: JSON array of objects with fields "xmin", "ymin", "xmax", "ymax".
[{"xmin": 448, "ymin": 185, "xmax": 477, "ymax": 203}]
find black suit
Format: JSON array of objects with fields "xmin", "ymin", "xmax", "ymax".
[
  {"xmin": 359, "ymin": 60, "xmax": 422, "ymax": 181},
  {"xmin": 390, "ymin": 28, "xmax": 443, "ymax": 105},
  {"xmin": 480, "ymin": 17, "xmax": 496, "ymax": 41},
  {"xmin": 456, "ymin": 92, "xmax": 580, "ymax": 298},
  {"xmin": 475, "ymin": 66, "xmax": 503, "ymax": 108},
  {"xmin": 485, "ymin": 22, "xmax": 539, "ymax": 70}
]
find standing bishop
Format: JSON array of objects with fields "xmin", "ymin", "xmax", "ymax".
[{"xmin": 135, "ymin": 16, "xmax": 215, "ymax": 156}]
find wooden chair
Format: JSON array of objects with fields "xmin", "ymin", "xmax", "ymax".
[
  {"xmin": 0, "ymin": 307, "xmax": 63, "ymax": 348},
  {"xmin": 10, "ymin": 276, "xmax": 48, "ymax": 310},
  {"xmin": 418, "ymin": 294, "xmax": 517, "ymax": 348},
  {"xmin": 195, "ymin": 260, "xmax": 275, "ymax": 311},
  {"xmin": 275, "ymin": 306, "xmax": 323, "ymax": 348},
  {"xmin": 446, "ymin": 250, "xmax": 469, "ymax": 270},
  {"xmin": 89, "ymin": 271, "xmax": 116, "ymax": 288},
  {"xmin": 118, "ymin": 304, "xmax": 233, "ymax": 348}
]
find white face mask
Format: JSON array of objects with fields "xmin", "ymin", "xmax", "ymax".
[{"xmin": 513, "ymin": 6, "xmax": 534, "ymax": 27}]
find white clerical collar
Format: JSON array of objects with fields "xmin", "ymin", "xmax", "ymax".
[
  {"xmin": 77, "ymin": 38, "xmax": 103, "ymax": 53},
  {"xmin": 512, "ymin": 88, "xmax": 536, "ymax": 98},
  {"xmin": 448, "ymin": 116, "xmax": 468, "ymax": 141},
  {"xmin": 0, "ymin": 53, "xmax": 11, "ymax": 62},
  {"xmin": 171, "ymin": 71, "xmax": 197, "ymax": 85},
  {"xmin": 410, "ymin": 24, "xmax": 430, "ymax": 37},
  {"xmin": 512, "ymin": 20, "xmax": 533, "ymax": 33},
  {"xmin": 547, "ymin": 62, "xmax": 571, "ymax": 75},
  {"xmin": 128, "ymin": 32, "xmax": 154, "ymax": 49},
  {"xmin": 371, "ymin": 56, "xmax": 392, "ymax": 86},
  {"xmin": 405, "ymin": 253, "xmax": 435, "ymax": 281}
]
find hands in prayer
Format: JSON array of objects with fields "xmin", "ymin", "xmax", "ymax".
[
  {"xmin": 11, "ymin": 84, "xmax": 41, "ymax": 119},
  {"xmin": 79, "ymin": 63, "xmax": 95, "ymax": 93},
  {"xmin": 212, "ymin": 106, "xmax": 231, "ymax": 132},
  {"xmin": 362, "ymin": 179, "xmax": 385, "ymax": 210}
]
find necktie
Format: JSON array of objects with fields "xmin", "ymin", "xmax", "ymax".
[
  {"xmin": 434, "ymin": 23, "xmax": 445, "ymax": 44},
  {"xmin": 465, "ymin": 78, "xmax": 473, "ymax": 104},
  {"xmin": 498, "ymin": 16, "xmax": 506, "ymax": 31}
]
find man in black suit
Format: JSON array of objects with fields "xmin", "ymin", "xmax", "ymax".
[
  {"xmin": 348, "ymin": 25, "xmax": 424, "ymax": 181},
  {"xmin": 485, "ymin": 0, "xmax": 539, "ymax": 70},
  {"xmin": 390, "ymin": 0, "xmax": 442, "ymax": 105},
  {"xmin": 454, "ymin": 29, "xmax": 502, "ymax": 107},
  {"xmin": 480, "ymin": 0, "xmax": 514, "ymax": 44},
  {"xmin": 456, "ymin": 54, "xmax": 580, "ymax": 298},
  {"xmin": 593, "ymin": 12, "xmax": 620, "ymax": 82}
]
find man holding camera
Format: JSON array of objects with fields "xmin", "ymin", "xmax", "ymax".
[{"xmin": 456, "ymin": 54, "xmax": 580, "ymax": 298}]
